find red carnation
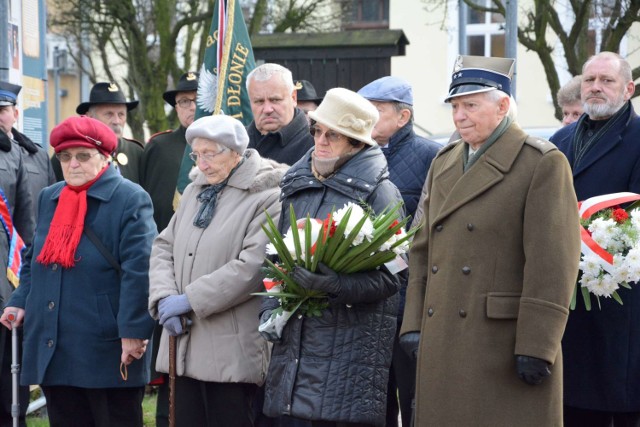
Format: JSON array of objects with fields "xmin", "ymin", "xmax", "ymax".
[
  {"xmin": 389, "ymin": 219, "xmax": 402, "ymax": 235},
  {"xmin": 612, "ymin": 208, "xmax": 629, "ymax": 224},
  {"xmin": 323, "ymin": 215, "xmax": 337, "ymax": 240}
]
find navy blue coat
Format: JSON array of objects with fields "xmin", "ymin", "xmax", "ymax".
[
  {"xmin": 382, "ymin": 123, "xmax": 440, "ymax": 226},
  {"xmin": 551, "ymin": 102, "xmax": 640, "ymax": 411},
  {"xmin": 8, "ymin": 166, "xmax": 156, "ymax": 388}
]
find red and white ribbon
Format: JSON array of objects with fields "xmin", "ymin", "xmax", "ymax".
[{"xmin": 578, "ymin": 192, "xmax": 640, "ymax": 273}]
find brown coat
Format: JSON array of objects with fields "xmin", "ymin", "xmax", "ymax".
[{"xmin": 401, "ymin": 124, "xmax": 581, "ymax": 426}]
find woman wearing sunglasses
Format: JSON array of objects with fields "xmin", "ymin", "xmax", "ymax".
[{"xmin": 0, "ymin": 116, "xmax": 156, "ymax": 426}]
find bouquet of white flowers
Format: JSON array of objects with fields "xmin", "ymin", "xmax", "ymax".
[
  {"xmin": 574, "ymin": 192, "xmax": 640, "ymax": 310},
  {"xmin": 256, "ymin": 201, "xmax": 419, "ymax": 336}
]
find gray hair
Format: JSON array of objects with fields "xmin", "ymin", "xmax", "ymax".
[
  {"xmin": 583, "ymin": 52, "xmax": 632, "ymax": 82},
  {"xmin": 391, "ymin": 101, "xmax": 415, "ymax": 124},
  {"xmin": 484, "ymin": 90, "xmax": 518, "ymax": 120},
  {"xmin": 557, "ymin": 75, "xmax": 582, "ymax": 107},
  {"xmin": 246, "ymin": 63, "xmax": 295, "ymax": 93}
]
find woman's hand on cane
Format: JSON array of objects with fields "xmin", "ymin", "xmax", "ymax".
[{"xmin": 0, "ymin": 307, "xmax": 24, "ymax": 330}]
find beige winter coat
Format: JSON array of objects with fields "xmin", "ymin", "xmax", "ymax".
[{"xmin": 149, "ymin": 149, "xmax": 287, "ymax": 384}]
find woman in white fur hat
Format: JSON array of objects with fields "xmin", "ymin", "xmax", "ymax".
[
  {"xmin": 148, "ymin": 114, "xmax": 288, "ymax": 426},
  {"xmin": 260, "ymin": 88, "xmax": 404, "ymax": 427}
]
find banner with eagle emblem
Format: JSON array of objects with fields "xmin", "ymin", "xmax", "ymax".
[{"xmin": 175, "ymin": 0, "xmax": 256, "ymax": 196}]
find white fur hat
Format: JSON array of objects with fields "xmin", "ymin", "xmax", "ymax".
[
  {"xmin": 185, "ymin": 114, "xmax": 249, "ymax": 154},
  {"xmin": 308, "ymin": 88, "xmax": 379, "ymax": 146}
]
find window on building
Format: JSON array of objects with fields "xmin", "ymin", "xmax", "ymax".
[
  {"xmin": 588, "ymin": 0, "xmax": 618, "ymax": 54},
  {"xmin": 465, "ymin": 0, "xmax": 505, "ymax": 57},
  {"xmin": 343, "ymin": 0, "xmax": 389, "ymax": 30}
]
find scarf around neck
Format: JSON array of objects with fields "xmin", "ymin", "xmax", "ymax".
[
  {"xmin": 193, "ymin": 156, "xmax": 245, "ymax": 228},
  {"xmin": 37, "ymin": 166, "xmax": 108, "ymax": 268}
]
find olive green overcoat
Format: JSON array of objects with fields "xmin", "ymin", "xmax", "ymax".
[{"xmin": 401, "ymin": 123, "xmax": 581, "ymax": 426}]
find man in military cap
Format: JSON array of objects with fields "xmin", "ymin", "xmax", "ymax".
[
  {"xmin": 295, "ymin": 79, "xmax": 322, "ymax": 124},
  {"xmin": 358, "ymin": 75, "xmax": 440, "ymax": 427},
  {"xmin": 0, "ymin": 81, "xmax": 35, "ymax": 427},
  {"xmin": 0, "ymin": 81, "xmax": 55, "ymax": 216},
  {"xmin": 399, "ymin": 55, "xmax": 581, "ymax": 426},
  {"xmin": 51, "ymin": 82, "xmax": 144, "ymax": 183},
  {"xmin": 139, "ymin": 71, "xmax": 198, "ymax": 427}
]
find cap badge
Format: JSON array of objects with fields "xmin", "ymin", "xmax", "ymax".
[
  {"xmin": 108, "ymin": 83, "xmax": 119, "ymax": 92},
  {"xmin": 85, "ymin": 135, "xmax": 102, "ymax": 146},
  {"xmin": 453, "ymin": 56, "xmax": 464, "ymax": 72},
  {"xmin": 186, "ymin": 73, "xmax": 196, "ymax": 81},
  {"xmin": 294, "ymin": 81, "xmax": 303, "ymax": 90}
]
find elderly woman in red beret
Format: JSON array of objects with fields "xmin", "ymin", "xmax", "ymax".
[{"xmin": 0, "ymin": 116, "xmax": 156, "ymax": 427}]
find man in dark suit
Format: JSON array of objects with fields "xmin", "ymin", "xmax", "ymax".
[
  {"xmin": 246, "ymin": 64, "xmax": 314, "ymax": 166},
  {"xmin": 51, "ymin": 82, "xmax": 143, "ymax": 183},
  {"xmin": 550, "ymin": 51, "xmax": 640, "ymax": 427}
]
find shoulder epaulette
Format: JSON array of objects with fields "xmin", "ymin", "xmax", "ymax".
[
  {"xmin": 147, "ymin": 129, "xmax": 172, "ymax": 143},
  {"xmin": 123, "ymin": 137, "xmax": 144, "ymax": 149},
  {"xmin": 523, "ymin": 136, "xmax": 556, "ymax": 154}
]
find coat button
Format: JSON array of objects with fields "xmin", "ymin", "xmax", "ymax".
[
  {"xmin": 431, "ymin": 266, "xmax": 438, "ymax": 274},
  {"xmin": 52, "ymin": 264, "xmax": 58, "ymax": 271},
  {"xmin": 435, "ymin": 224, "xmax": 443, "ymax": 232},
  {"xmin": 467, "ymin": 223, "xmax": 474, "ymax": 231},
  {"xmin": 47, "ymin": 340, "xmax": 54, "ymax": 348},
  {"xmin": 462, "ymin": 266, "xmax": 471, "ymax": 275},
  {"xmin": 297, "ymin": 314, "xmax": 303, "ymax": 319},
  {"xmin": 459, "ymin": 309, "xmax": 467, "ymax": 318},
  {"xmin": 48, "ymin": 301, "xmax": 55, "ymax": 310},
  {"xmin": 427, "ymin": 307, "xmax": 434, "ymax": 317}
]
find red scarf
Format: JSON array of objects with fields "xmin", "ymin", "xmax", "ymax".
[{"xmin": 37, "ymin": 166, "xmax": 108, "ymax": 268}]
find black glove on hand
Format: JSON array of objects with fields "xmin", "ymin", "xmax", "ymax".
[
  {"xmin": 399, "ymin": 332, "xmax": 421, "ymax": 360},
  {"xmin": 516, "ymin": 355, "xmax": 551, "ymax": 385},
  {"xmin": 292, "ymin": 263, "xmax": 341, "ymax": 296}
]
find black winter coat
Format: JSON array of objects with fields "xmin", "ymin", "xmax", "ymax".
[
  {"xmin": 247, "ymin": 108, "xmax": 314, "ymax": 166},
  {"xmin": 262, "ymin": 145, "xmax": 402, "ymax": 426},
  {"xmin": 551, "ymin": 103, "xmax": 640, "ymax": 411}
]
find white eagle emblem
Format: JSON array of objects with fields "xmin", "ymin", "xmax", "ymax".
[{"xmin": 197, "ymin": 64, "xmax": 218, "ymax": 114}]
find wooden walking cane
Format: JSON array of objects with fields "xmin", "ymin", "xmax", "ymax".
[{"xmin": 168, "ymin": 317, "xmax": 186, "ymax": 427}]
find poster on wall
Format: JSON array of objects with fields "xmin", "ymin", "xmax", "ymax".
[{"xmin": 10, "ymin": 0, "xmax": 48, "ymax": 148}]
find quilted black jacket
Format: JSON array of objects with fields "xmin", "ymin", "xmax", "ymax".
[{"xmin": 262, "ymin": 145, "xmax": 402, "ymax": 426}]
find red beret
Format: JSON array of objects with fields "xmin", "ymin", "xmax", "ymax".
[{"xmin": 50, "ymin": 116, "xmax": 118, "ymax": 156}]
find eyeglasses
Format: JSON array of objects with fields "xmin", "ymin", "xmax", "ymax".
[
  {"xmin": 176, "ymin": 98, "xmax": 196, "ymax": 109},
  {"xmin": 56, "ymin": 152, "xmax": 100, "ymax": 163},
  {"xmin": 188, "ymin": 149, "xmax": 227, "ymax": 163},
  {"xmin": 309, "ymin": 126, "xmax": 344, "ymax": 143}
]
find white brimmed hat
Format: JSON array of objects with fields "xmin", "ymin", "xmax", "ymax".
[{"xmin": 308, "ymin": 87, "xmax": 379, "ymax": 146}]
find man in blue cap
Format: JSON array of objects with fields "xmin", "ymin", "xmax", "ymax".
[
  {"xmin": 399, "ymin": 55, "xmax": 580, "ymax": 425},
  {"xmin": 358, "ymin": 75, "xmax": 440, "ymax": 427},
  {"xmin": 0, "ymin": 80, "xmax": 36, "ymax": 427}
]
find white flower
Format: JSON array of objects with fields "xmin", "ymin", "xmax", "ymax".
[
  {"xmin": 266, "ymin": 243, "xmax": 278, "ymax": 256},
  {"xmin": 333, "ymin": 203, "xmax": 374, "ymax": 246},
  {"xmin": 589, "ymin": 217, "xmax": 618, "ymax": 250},
  {"xmin": 580, "ymin": 254, "xmax": 604, "ymax": 277}
]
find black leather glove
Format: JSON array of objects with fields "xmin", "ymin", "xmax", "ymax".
[
  {"xmin": 399, "ymin": 332, "xmax": 420, "ymax": 360},
  {"xmin": 292, "ymin": 263, "xmax": 341, "ymax": 296},
  {"xmin": 515, "ymin": 355, "xmax": 551, "ymax": 385}
]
